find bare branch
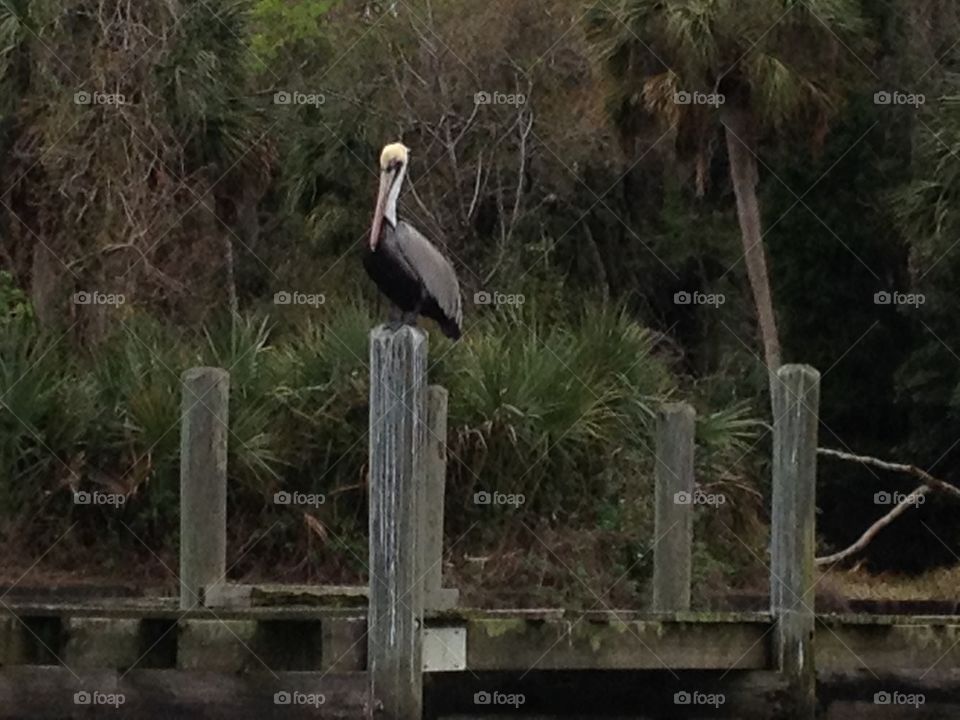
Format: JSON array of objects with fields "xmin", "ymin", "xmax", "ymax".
[
  {"xmin": 815, "ymin": 485, "xmax": 930, "ymax": 566},
  {"xmin": 451, "ymin": 102, "xmax": 481, "ymax": 148},
  {"xmin": 814, "ymin": 447, "xmax": 960, "ymax": 566},
  {"xmin": 817, "ymin": 447, "xmax": 960, "ymax": 501},
  {"xmin": 466, "ymin": 151, "xmax": 484, "ymax": 222},
  {"xmin": 505, "ymin": 108, "xmax": 534, "ymax": 246}
]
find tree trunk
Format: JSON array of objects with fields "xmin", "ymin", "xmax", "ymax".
[
  {"xmin": 723, "ymin": 108, "xmax": 782, "ymax": 402},
  {"xmin": 583, "ymin": 221, "xmax": 610, "ymax": 304},
  {"xmin": 223, "ymin": 233, "xmax": 238, "ymax": 318},
  {"xmin": 30, "ymin": 242, "xmax": 62, "ymax": 328}
]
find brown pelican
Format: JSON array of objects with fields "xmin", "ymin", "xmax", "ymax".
[{"xmin": 364, "ymin": 142, "xmax": 463, "ymax": 339}]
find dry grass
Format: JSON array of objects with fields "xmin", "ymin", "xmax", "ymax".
[{"xmin": 820, "ymin": 564, "xmax": 960, "ymax": 601}]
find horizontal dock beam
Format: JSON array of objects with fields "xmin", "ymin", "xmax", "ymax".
[
  {"xmin": 2, "ymin": 608, "xmax": 960, "ymax": 674},
  {"xmin": 464, "ymin": 616, "xmax": 770, "ymax": 671}
]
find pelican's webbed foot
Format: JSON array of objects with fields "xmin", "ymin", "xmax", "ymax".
[
  {"xmin": 401, "ymin": 310, "xmax": 419, "ymax": 328},
  {"xmin": 385, "ymin": 306, "xmax": 419, "ymax": 331},
  {"xmin": 386, "ymin": 305, "xmax": 402, "ymax": 331}
]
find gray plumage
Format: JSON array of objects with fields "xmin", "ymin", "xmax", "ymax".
[
  {"xmin": 387, "ymin": 221, "xmax": 462, "ymax": 328},
  {"xmin": 365, "ymin": 141, "xmax": 463, "ymax": 339}
]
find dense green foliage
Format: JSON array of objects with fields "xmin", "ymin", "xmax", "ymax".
[
  {"xmin": 1, "ymin": 302, "xmax": 756, "ymax": 592},
  {"xmin": 0, "ymin": 0, "xmax": 959, "ymax": 599}
]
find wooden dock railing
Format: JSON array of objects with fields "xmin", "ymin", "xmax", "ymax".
[
  {"xmin": 166, "ymin": 333, "xmax": 960, "ymax": 720},
  {"xmin": 179, "ymin": 366, "xmax": 229, "ymax": 610},
  {"xmin": 367, "ymin": 325, "xmax": 427, "ymax": 720},
  {"xmin": 652, "ymin": 402, "xmax": 695, "ymax": 612},
  {"xmin": 771, "ymin": 364, "xmax": 820, "ymax": 718}
]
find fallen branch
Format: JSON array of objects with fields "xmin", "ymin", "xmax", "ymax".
[
  {"xmin": 817, "ymin": 447, "xmax": 960, "ymax": 501},
  {"xmin": 814, "ymin": 448, "xmax": 960, "ymax": 567},
  {"xmin": 815, "ymin": 484, "xmax": 929, "ymax": 566}
]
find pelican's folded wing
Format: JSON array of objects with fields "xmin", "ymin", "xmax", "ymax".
[{"xmin": 394, "ymin": 221, "xmax": 463, "ymax": 328}]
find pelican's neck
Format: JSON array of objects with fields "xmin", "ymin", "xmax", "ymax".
[{"xmin": 384, "ymin": 163, "xmax": 406, "ymax": 228}]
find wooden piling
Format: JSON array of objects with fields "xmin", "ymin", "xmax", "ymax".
[
  {"xmin": 652, "ymin": 402, "xmax": 696, "ymax": 611},
  {"xmin": 368, "ymin": 326, "xmax": 427, "ymax": 720},
  {"xmin": 771, "ymin": 364, "xmax": 820, "ymax": 720},
  {"xmin": 179, "ymin": 367, "xmax": 229, "ymax": 610},
  {"xmin": 420, "ymin": 385, "xmax": 459, "ymax": 611}
]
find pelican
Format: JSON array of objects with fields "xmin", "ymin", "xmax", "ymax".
[{"xmin": 364, "ymin": 142, "xmax": 463, "ymax": 339}]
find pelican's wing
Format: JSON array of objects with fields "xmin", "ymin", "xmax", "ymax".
[{"xmin": 393, "ymin": 222, "xmax": 463, "ymax": 327}]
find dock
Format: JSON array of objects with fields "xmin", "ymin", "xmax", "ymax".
[{"xmin": 1, "ymin": 328, "xmax": 957, "ymax": 719}]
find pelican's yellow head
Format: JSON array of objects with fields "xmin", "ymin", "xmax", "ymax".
[
  {"xmin": 379, "ymin": 142, "xmax": 409, "ymax": 170},
  {"xmin": 371, "ymin": 142, "xmax": 410, "ymax": 250}
]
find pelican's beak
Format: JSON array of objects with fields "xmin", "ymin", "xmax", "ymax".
[{"xmin": 369, "ymin": 169, "xmax": 393, "ymax": 251}]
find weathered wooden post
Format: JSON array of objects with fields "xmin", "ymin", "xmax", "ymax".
[
  {"xmin": 652, "ymin": 402, "xmax": 695, "ymax": 611},
  {"xmin": 420, "ymin": 385, "xmax": 460, "ymax": 611},
  {"xmin": 179, "ymin": 367, "xmax": 229, "ymax": 610},
  {"xmin": 368, "ymin": 326, "xmax": 427, "ymax": 720},
  {"xmin": 771, "ymin": 364, "xmax": 819, "ymax": 720}
]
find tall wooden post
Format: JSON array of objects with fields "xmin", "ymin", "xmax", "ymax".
[
  {"xmin": 652, "ymin": 402, "xmax": 695, "ymax": 611},
  {"xmin": 771, "ymin": 364, "xmax": 820, "ymax": 720},
  {"xmin": 420, "ymin": 385, "xmax": 460, "ymax": 610},
  {"xmin": 179, "ymin": 367, "xmax": 229, "ymax": 610},
  {"xmin": 368, "ymin": 326, "xmax": 426, "ymax": 720}
]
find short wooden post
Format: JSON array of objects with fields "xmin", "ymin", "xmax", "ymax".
[
  {"xmin": 771, "ymin": 364, "xmax": 820, "ymax": 720},
  {"xmin": 420, "ymin": 385, "xmax": 460, "ymax": 611},
  {"xmin": 179, "ymin": 367, "xmax": 229, "ymax": 610},
  {"xmin": 368, "ymin": 326, "xmax": 426, "ymax": 720},
  {"xmin": 652, "ymin": 402, "xmax": 695, "ymax": 611}
]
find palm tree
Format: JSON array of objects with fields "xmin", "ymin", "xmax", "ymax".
[
  {"xmin": 895, "ymin": 86, "xmax": 960, "ymax": 271},
  {"xmin": 158, "ymin": 0, "xmax": 266, "ymax": 320},
  {"xmin": 893, "ymin": 70, "xmax": 960, "ymax": 440},
  {"xmin": 588, "ymin": 0, "xmax": 869, "ymax": 400}
]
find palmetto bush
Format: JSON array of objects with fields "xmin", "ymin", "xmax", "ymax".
[
  {"xmin": 440, "ymin": 308, "xmax": 675, "ymax": 527},
  {"xmin": 0, "ymin": 317, "xmax": 92, "ymax": 519},
  {"xmin": 0, "ymin": 301, "xmax": 761, "ymax": 590}
]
